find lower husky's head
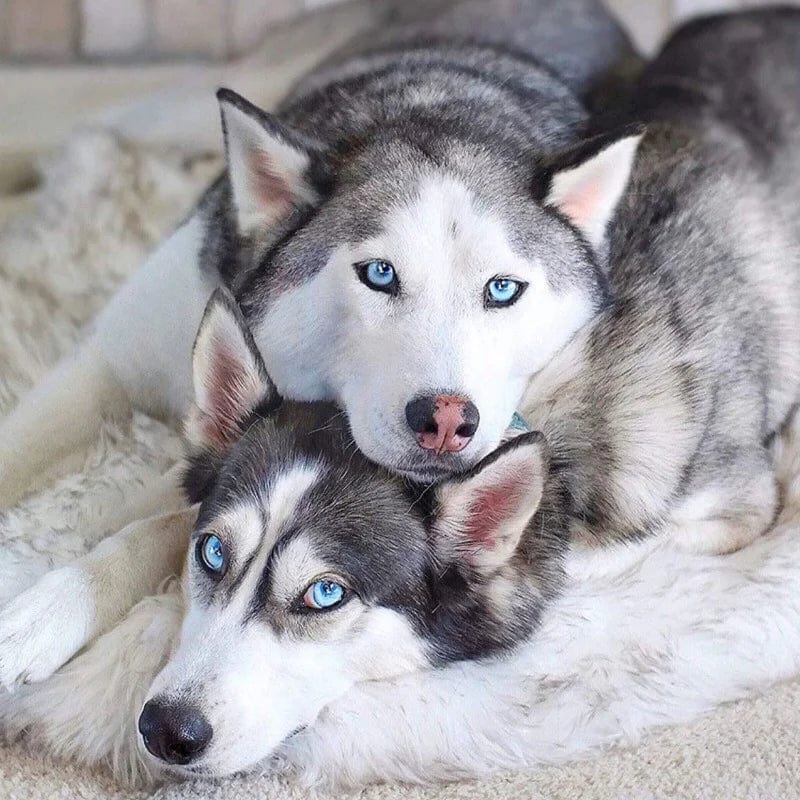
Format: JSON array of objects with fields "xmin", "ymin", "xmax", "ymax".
[
  {"xmin": 213, "ymin": 91, "xmax": 641, "ymax": 481},
  {"xmin": 138, "ymin": 291, "xmax": 566, "ymax": 778}
]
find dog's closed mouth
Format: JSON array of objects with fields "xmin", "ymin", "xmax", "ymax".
[{"xmin": 395, "ymin": 464, "xmax": 456, "ymax": 484}]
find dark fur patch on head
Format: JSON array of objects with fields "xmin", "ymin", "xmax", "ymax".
[{"xmin": 185, "ymin": 399, "xmax": 570, "ymax": 665}]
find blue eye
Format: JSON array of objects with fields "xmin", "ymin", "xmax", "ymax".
[
  {"xmin": 356, "ymin": 260, "xmax": 398, "ymax": 294},
  {"xmin": 485, "ymin": 277, "xmax": 526, "ymax": 308},
  {"xmin": 198, "ymin": 534, "xmax": 226, "ymax": 575},
  {"xmin": 303, "ymin": 578, "xmax": 346, "ymax": 610}
]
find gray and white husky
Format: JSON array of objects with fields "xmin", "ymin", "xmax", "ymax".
[
  {"xmin": 0, "ymin": 0, "xmax": 634, "ymax": 507},
  {"xmin": 136, "ymin": 288, "xmax": 566, "ymax": 776}
]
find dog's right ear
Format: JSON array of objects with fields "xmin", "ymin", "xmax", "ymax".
[
  {"xmin": 185, "ymin": 288, "xmax": 281, "ymax": 456},
  {"xmin": 217, "ymin": 88, "xmax": 329, "ymax": 238},
  {"xmin": 432, "ymin": 432, "xmax": 549, "ymax": 574}
]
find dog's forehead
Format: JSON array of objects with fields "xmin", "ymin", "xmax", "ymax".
[
  {"xmin": 199, "ymin": 445, "xmax": 431, "ymax": 611},
  {"xmin": 253, "ymin": 154, "xmax": 540, "ymax": 302},
  {"xmin": 197, "ymin": 459, "xmax": 324, "ymax": 567}
]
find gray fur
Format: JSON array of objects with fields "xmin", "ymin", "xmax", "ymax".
[
  {"xmin": 520, "ymin": 8, "xmax": 800, "ymax": 551},
  {"xmin": 193, "ymin": 0, "xmax": 637, "ymax": 298}
]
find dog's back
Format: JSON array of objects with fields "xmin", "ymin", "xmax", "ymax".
[
  {"xmin": 622, "ymin": 7, "xmax": 800, "ymax": 434},
  {"xmin": 522, "ymin": 9, "xmax": 800, "ymax": 553},
  {"xmin": 635, "ymin": 7, "xmax": 800, "ymax": 239},
  {"xmin": 278, "ymin": 0, "xmax": 636, "ymax": 154},
  {"xmin": 333, "ymin": 0, "xmax": 638, "ymax": 102}
]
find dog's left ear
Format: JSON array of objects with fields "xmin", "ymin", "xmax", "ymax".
[
  {"xmin": 544, "ymin": 130, "xmax": 643, "ymax": 250},
  {"xmin": 186, "ymin": 288, "xmax": 281, "ymax": 455},
  {"xmin": 433, "ymin": 432, "xmax": 549, "ymax": 573},
  {"xmin": 217, "ymin": 88, "xmax": 330, "ymax": 238}
]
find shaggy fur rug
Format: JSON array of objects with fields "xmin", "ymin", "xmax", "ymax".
[{"xmin": 1, "ymin": 131, "xmax": 800, "ymax": 796}]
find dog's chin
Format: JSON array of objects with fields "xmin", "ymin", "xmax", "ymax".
[
  {"xmin": 155, "ymin": 757, "xmax": 248, "ymax": 782},
  {"xmin": 394, "ymin": 464, "xmax": 455, "ymax": 484},
  {"xmin": 159, "ymin": 762, "xmax": 212, "ymax": 780},
  {"xmin": 139, "ymin": 743, "xmax": 217, "ymax": 782},
  {"xmin": 388, "ymin": 450, "xmax": 484, "ymax": 484}
]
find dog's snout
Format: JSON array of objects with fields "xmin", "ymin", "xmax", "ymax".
[
  {"xmin": 138, "ymin": 698, "xmax": 213, "ymax": 766},
  {"xmin": 405, "ymin": 394, "xmax": 479, "ymax": 453}
]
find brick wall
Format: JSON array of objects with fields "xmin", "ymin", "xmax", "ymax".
[{"xmin": 0, "ymin": 0, "xmax": 350, "ymax": 62}]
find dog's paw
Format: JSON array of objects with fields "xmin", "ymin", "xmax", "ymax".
[{"xmin": 0, "ymin": 566, "xmax": 93, "ymax": 690}]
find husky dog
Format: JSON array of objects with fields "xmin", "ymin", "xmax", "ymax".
[
  {"xmin": 0, "ymin": 0, "xmax": 635, "ymax": 508},
  {"xmin": 138, "ymin": 14, "xmax": 800, "ymax": 778},
  {"xmin": 131, "ymin": 289, "xmax": 567, "ymax": 776}
]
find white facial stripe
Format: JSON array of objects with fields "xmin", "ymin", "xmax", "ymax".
[
  {"xmin": 203, "ymin": 503, "xmax": 264, "ymax": 568},
  {"xmin": 265, "ymin": 464, "xmax": 321, "ymax": 540},
  {"xmin": 268, "ymin": 533, "xmax": 330, "ymax": 606}
]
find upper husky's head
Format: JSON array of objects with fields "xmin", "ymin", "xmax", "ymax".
[
  {"xmin": 138, "ymin": 290, "xmax": 566, "ymax": 778},
  {"xmin": 212, "ymin": 90, "xmax": 642, "ymax": 481}
]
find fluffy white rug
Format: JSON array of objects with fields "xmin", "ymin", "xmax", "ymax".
[{"xmin": 1, "ymin": 130, "xmax": 800, "ymax": 796}]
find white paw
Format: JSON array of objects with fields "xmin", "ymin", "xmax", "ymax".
[{"xmin": 0, "ymin": 566, "xmax": 94, "ymax": 690}]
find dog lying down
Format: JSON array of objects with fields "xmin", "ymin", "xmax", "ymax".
[
  {"xmin": 3, "ymin": 288, "xmax": 800, "ymax": 791},
  {"xmin": 3, "ymin": 7, "xmax": 800, "ymax": 788},
  {"xmin": 148, "ymin": 287, "xmax": 568, "ymax": 778}
]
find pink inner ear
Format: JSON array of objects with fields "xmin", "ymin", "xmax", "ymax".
[
  {"xmin": 250, "ymin": 150, "xmax": 294, "ymax": 219},
  {"xmin": 560, "ymin": 182, "xmax": 601, "ymax": 228},
  {"xmin": 201, "ymin": 341, "xmax": 252, "ymax": 451},
  {"xmin": 463, "ymin": 479, "xmax": 527, "ymax": 549}
]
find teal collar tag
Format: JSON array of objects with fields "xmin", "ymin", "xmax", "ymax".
[{"xmin": 508, "ymin": 411, "xmax": 530, "ymax": 433}]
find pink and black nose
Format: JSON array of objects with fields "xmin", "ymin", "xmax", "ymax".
[
  {"xmin": 139, "ymin": 698, "xmax": 213, "ymax": 766},
  {"xmin": 405, "ymin": 394, "xmax": 480, "ymax": 453}
]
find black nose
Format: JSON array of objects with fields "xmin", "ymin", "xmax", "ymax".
[
  {"xmin": 138, "ymin": 698, "xmax": 213, "ymax": 766},
  {"xmin": 405, "ymin": 395, "xmax": 438, "ymax": 435}
]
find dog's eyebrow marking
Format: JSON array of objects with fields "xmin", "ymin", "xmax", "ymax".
[
  {"xmin": 226, "ymin": 546, "xmax": 262, "ymax": 601},
  {"xmin": 225, "ymin": 463, "xmax": 322, "ymax": 611},
  {"xmin": 265, "ymin": 463, "xmax": 321, "ymax": 537}
]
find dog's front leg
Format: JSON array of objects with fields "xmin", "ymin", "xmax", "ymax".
[
  {"xmin": 0, "ymin": 505, "xmax": 196, "ymax": 691},
  {"xmin": 0, "ymin": 212, "xmax": 219, "ymax": 510}
]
